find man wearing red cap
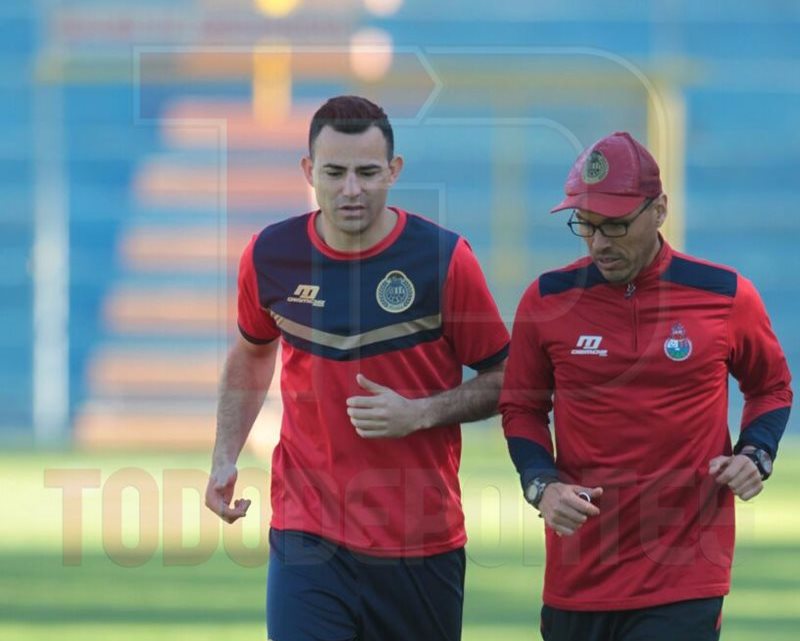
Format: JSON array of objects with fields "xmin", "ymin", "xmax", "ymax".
[{"xmin": 500, "ymin": 132, "xmax": 792, "ymax": 640}]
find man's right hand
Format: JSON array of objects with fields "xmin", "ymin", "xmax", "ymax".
[
  {"xmin": 205, "ymin": 463, "xmax": 251, "ymax": 524},
  {"xmin": 538, "ymin": 483, "xmax": 603, "ymax": 536}
]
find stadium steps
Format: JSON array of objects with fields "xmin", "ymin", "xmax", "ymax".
[
  {"xmin": 74, "ymin": 97, "xmax": 310, "ymax": 450},
  {"xmin": 75, "ymin": 395, "xmax": 281, "ymax": 455},
  {"xmin": 102, "ymin": 288, "xmax": 234, "ymax": 336},
  {"xmin": 76, "ymin": 398, "xmax": 219, "ymax": 448},
  {"xmin": 134, "ymin": 157, "xmax": 310, "ymax": 211},
  {"xmin": 160, "ymin": 99, "xmax": 314, "ymax": 150},
  {"xmin": 86, "ymin": 347, "xmax": 223, "ymax": 397},
  {"xmin": 0, "ymin": 6, "xmax": 34, "ymax": 432},
  {"xmin": 681, "ymin": 67, "xmax": 800, "ymax": 383},
  {"xmin": 65, "ymin": 13, "xmax": 800, "ymax": 452},
  {"xmin": 119, "ymin": 224, "xmax": 256, "ymax": 272}
]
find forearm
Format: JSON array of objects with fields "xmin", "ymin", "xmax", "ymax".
[
  {"xmin": 734, "ymin": 405, "xmax": 791, "ymax": 459},
  {"xmin": 499, "ymin": 364, "xmax": 557, "ymax": 488},
  {"xmin": 506, "ymin": 436, "xmax": 557, "ymax": 489},
  {"xmin": 418, "ymin": 364, "xmax": 505, "ymax": 429},
  {"xmin": 213, "ymin": 338, "xmax": 277, "ymax": 467}
]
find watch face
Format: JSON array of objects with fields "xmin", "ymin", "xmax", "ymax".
[
  {"xmin": 757, "ymin": 450, "xmax": 773, "ymax": 476},
  {"xmin": 746, "ymin": 449, "xmax": 772, "ymax": 479},
  {"xmin": 525, "ymin": 478, "xmax": 548, "ymax": 507},
  {"xmin": 524, "ymin": 482, "xmax": 538, "ymax": 504}
]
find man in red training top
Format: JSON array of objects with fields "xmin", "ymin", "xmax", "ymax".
[
  {"xmin": 204, "ymin": 95, "xmax": 509, "ymax": 641},
  {"xmin": 500, "ymin": 131, "xmax": 792, "ymax": 641}
]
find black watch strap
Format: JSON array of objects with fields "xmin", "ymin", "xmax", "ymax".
[{"xmin": 742, "ymin": 449, "xmax": 772, "ymax": 480}]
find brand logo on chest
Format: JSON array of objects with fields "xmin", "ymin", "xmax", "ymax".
[
  {"xmin": 571, "ymin": 335, "xmax": 608, "ymax": 357},
  {"xmin": 287, "ymin": 284, "xmax": 326, "ymax": 307}
]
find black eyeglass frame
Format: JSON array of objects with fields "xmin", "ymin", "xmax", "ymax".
[{"xmin": 567, "ymin": 197, "xmax": 657, "ymax": 238}]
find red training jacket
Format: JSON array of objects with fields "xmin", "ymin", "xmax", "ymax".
[{"xmin": 501, "ymin": 240, "xmax": 792, "ymax": 610}]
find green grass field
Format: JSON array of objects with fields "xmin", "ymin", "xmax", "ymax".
[{"xmin": 2, "ymin": 428, "xmax": 799, "ymax": 640}]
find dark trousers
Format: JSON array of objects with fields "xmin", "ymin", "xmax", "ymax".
[
  {"xmin": 541, "ymin": 597, "xmax": 724, "ymax": 641},
  {"xmin": 267, "ymin": 528, "xmax": 465, "ymax": 641}
]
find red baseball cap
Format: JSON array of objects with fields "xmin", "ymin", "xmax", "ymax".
[{"xmin": 550, "ymin": 131, "xmax": 662, "ymax": 218}]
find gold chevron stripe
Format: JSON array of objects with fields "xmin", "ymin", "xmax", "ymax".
[{"xmin": 268, "ymin": 312, "xmax": 442, "ymax": 351}]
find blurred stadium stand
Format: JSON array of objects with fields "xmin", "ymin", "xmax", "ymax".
[
  {"xmin": 3, "ymin": 1, "xmax": 798, "ymax": 447},
  {"xmin": 1, "ymin": 3, "xmax": 35, "ymax": 433}
]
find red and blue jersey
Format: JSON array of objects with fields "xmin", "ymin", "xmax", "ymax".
[
  {"xmin": 238, "ymin": 208, "xmax": 509, "ymax": 556},
  {"xmin": 500, "ymin": 239, "xmax": 792, "ymax": 610}
]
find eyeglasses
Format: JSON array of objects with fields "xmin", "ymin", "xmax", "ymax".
[{"xmin": 567, "ymin": 197, "xmax": 656, "ymax": 238}]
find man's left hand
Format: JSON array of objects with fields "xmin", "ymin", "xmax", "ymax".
[
  {"xmin": 346, "ymin": 374, "xmax": 427, "ymax": 438},
  {"xmin": 709, "ymin": 454, "xmax": 764, "ymax": 500}
]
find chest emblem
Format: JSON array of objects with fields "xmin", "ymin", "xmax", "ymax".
[
  {"xmin": 664, "ymin": 323, "xmax": 693, "ymax": 362},
  {"xmin": 376, "ymin": 270, "xmax": 415, "ymax": 313}
]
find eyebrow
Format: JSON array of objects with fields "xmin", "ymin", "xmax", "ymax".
[{"xmin": 321, "ymin": 162, "xmax": 383, "ymax": 171}]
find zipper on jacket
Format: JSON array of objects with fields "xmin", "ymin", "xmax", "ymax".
[{"xmin": 625, "ymin": 283, "xmax": 638, "ymax": 351}]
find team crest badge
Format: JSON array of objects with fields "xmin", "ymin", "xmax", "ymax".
[
  {"xmin": 376, "ymin": 270, "xmax": 415, "ymax": 313},
  {"xmin": 664, "ymin": 322, "xmax": 693, "ymax": 362},
  {"xmin": 582, "ymin": 150, "xmax": 609, "ymax": 184}
]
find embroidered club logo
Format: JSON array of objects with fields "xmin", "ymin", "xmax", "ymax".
[
  {"xmin": 582, "ymin": 150, "xmax": 609, "ymax": 184},
  {"xmin": 664, "ymin": 323, "xmax": 693, "ymax": 362},
  {"xmin": 376, "ymin": 270, "xmax": 415, "ymax": 313}
]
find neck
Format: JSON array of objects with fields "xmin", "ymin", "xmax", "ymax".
[
  {"xmin": 627, "ymin": 235, "xmax": 664, "ymax": 283},
  {"xmin": 644, "ymin": 234, "xmax": 664, "ymax": 269}
]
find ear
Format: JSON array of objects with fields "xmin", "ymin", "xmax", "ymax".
[
  {"xmin": 654, "ymin": 194, "xmax": 668, "ymax": 228},
  {"xmin": 300, "ymin": 156, "xmax": 314, "ymax": 187},
  {"xmin": 387, "ymin": 155, "xmax": 404, "ymax": 185}
]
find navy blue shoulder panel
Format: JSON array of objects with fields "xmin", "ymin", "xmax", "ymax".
[
  {"xmin": 539, "ymin": 262, "xmax": 606, "ymax": 297},
  {"xmin": 251, "ymin": 213, "xmax": 315, "ymax": 310},
  {"xmin": 661, "ymin": 256, "xmax": 737, "ymax": 297},
  {"xmin": 251, "ymin": 212, "xmax": 461, "ymax": 360},
  {"xmin": 253, "ymin": 213, "xmax": 314, "ymax": 267},
  {"xmin": 399, "ymin": 213, "xmax": 461, "ymax": 279}
]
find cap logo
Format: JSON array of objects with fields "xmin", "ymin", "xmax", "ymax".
[{"xmin": 582, "ymin": 150, "xmax": 609, "ymax": 184}]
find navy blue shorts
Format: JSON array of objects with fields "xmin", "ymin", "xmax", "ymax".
[
  {"xmin": 540, "ymin": 596, "xmax": 724, "ymax": 641},
  {"xmin": 267, "ymin": 529, "xmax": 465, "ymax": 641}
]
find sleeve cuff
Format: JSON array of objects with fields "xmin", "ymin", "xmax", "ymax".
[
  {"xmin": 733, "ymin": 406, "xmax": 790, "ymax": 461},
  {"xmin": 469, "ymin": 342, "xmax": 510, "ymax": 371},
  {"xmin": 506, "ymin": 436, "xmax": 558, "ymax": 489},
  {"xmin": 238, "ymin": 324, "xmax": 278, "ymax": 345}
]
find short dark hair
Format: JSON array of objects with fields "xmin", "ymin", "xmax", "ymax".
[{"xmin": 308, "ymin": 95, "xmax": 394, "ymax": 160}]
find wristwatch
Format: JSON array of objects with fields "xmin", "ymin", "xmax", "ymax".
[
  {"xmin": 742, "ymin": 448, "xmax": 773, "ymax": 480},
  {"xmin": 524, "ymin": 476, "xmax": 558, "ymax": 510}
]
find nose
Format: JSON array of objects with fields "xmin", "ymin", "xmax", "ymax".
[
  {"xmin": 342, "ymin": 171, "xmax": 362, "ymax": 197},
  {"xmin": 589, "ymin": 228, "xmax": 612, "ymax": 251}
]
